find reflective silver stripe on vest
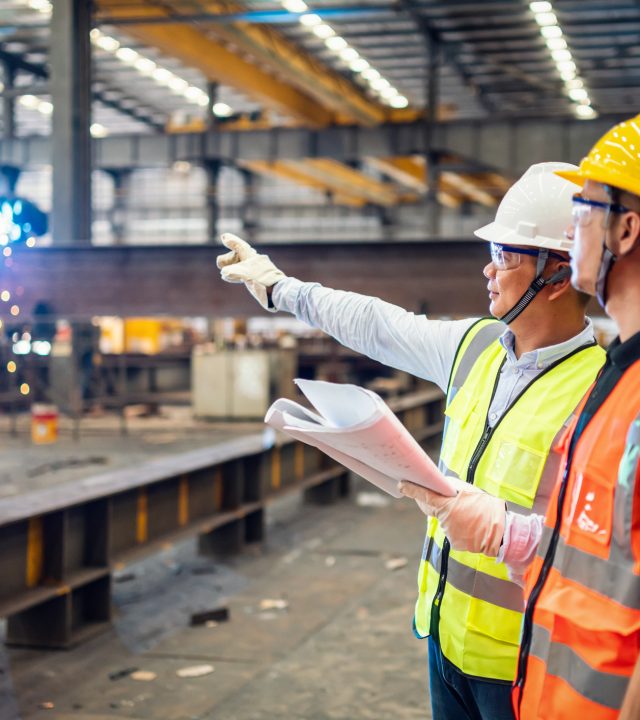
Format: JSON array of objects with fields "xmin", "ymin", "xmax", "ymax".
[
  {"xmin": 426, "ymin": 537, "xmax": 524, "ymax": 613},
  {"xmin": 614, "ymin": 415, "xmax": 640, "ymax": 558},
  {"xmin": 530, "ymin": 623, "xmax": 630, "ymax": 710},
  {"xmin": 448, "ymin": 320, "xmax": 505, "ymax": 399},
  {"xmin": 535, "ymin": 531, "xmax": 640, "ymax": 611},
  {"xmin": 437, "ymin": 457, "xmax": 460, "ymax": 479}
]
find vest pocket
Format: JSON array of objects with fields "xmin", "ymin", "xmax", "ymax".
[
  {"xmin": 482, "ymin": 438, "xmax": 546, "ymax": 509},
  {"xmin": 565, "ymin": 466, "xmax": 613, "ymax": 557},
  {"xmin": 441, "ymin": 386, "xmax": 482, "ymax": 476}
]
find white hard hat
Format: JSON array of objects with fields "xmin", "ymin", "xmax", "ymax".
[{"xmin": 474, "ymin": 162, "xmax": 581, "ymax": 252}]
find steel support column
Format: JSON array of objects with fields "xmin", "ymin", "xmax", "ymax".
[
  {"xmin": 240, "ymin": 169, "xmax": 258, "ymax": 241},
  {"xmin": 424, "ymin": 32, "xmax": 441, "ymax": 238},
  {"xmin": 51, "ymin": 0, "xmax": 92, "ymax": 246},
  {"xmin": 1, "ymin": 62, "xmax": 16, "ymax": 139},
  {"xmin": 205, "ymin": 160, "xmax": 222, "ymax": 243},
  {"xmin": 0, "ymin": 165, "xmax": 19, "ymax": 196},
  {"xmin": 104, "ymin": 169, "xmax": 131, "ymax": 245}
]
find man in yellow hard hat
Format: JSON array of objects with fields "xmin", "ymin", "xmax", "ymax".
[
  {"xmin": 402, "ymin": 114, "xmax": 640, "ymax": 720},
  {"xmin": 217, "ymin": 162, "xmax": 605, "ymax": 720}
]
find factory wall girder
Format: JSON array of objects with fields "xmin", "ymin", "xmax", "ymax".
[
  {"xmin": 2, "ymin": 241, "xmax": 493, "ymax": 320},
  {"xmin": 0, "ymin": 117, "xmax": 624, "ymax": 178}
]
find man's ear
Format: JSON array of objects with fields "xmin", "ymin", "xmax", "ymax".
[
  {"xmin": 545, "ymin": 261, "xmax": 572, "ymax": 300},
  {"xmin": 616, "ymin": 210, "xmax": 640, "ymax": 257}
]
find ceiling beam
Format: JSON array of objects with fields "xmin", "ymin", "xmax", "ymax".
[
  {"xmin": 0, "ymin": 47, "xmax": 164, "ymax": 131},
  {"xmin": 95, "ymin": 0, "xmax": 394, "ymax": 128}
]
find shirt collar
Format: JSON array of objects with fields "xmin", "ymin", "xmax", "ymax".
[
  {"xmin": 607, "ymin": 330, "xmax": 640, "ymax": 371},
  {"xmin": 499, "ymin": 317, "xmax": 596, "ymax": 368}
]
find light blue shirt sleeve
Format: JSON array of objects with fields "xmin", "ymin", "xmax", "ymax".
[{"xmin": 272, "ymin": 277, "xmax": 478, "ymax": 393}]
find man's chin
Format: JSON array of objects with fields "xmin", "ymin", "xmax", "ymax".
[{"xmin": 570, "ymin": 275, "xmax": 596, "ymax": 297}]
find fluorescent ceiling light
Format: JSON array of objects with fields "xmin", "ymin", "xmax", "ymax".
[
  {"xmin": 380, "ymin": 86, "xmax": 398, "ymax": 99},
  {"xmin": 560, "ymin": 68, "xmax": 577, "ymax": 81},
  {"xmin": 370, "ymin": 77, "xmax": 390, "ymax": 91},
  {"xmin": 325, "ymin": 36, "xmax": 347, "ymax": 51},
  {"xmin": 299, "ymin": 13, "xmax": 322, "ymax": 26},
  {"xmin": 340, "ymin": 47, "xmax": 359, "ymax": 62},
  {"xmin": 546, "ymin": 37, "xmax": 567, "ymax": 50},
  {"xmin": 169, "ymin": 77, "xmax": 189, "ymax": 92},
  {"xmin": 551, "ymin": 49, "xmax": 572, "ymax": 62},
  {"xmin": 90, "ymin": 123, "xmax": 109, "ymax": 137},
  {"xmin": 541, "ymin": 25, "xmax": 562, "ymax": 38},
  {"xmin": 282, "ymin": 0, "xmax": 308, "ymax": 11},
  {"xmin": 350, "ymin": 58, "xmax": 370, "ymax": 73},
  {"xmin": 565, "ymin": 78, "xmax": 584, "ymax": 89},
  {"xmin": 575, "ymin": 104, "xmax": 597, "ymax": 119},
  {"xmin": 213, "ymin": 102, "xmax": 233, "ymax": 117},
  {"xmin": 115, "ymin": 47, "xmax": 139, "ymax": 63},
  {"xmin": 38, "ymin": 100, "xmax": 53, "ymax": 114},
  {"xmin": 135, "ymin": 58, "xmax": 157, "ymax": 74},
  {"xmin": 529, "ymin": 1, "xmax": 552, "ymax": 11},
  {"xmin": 361, "ymin": 67, "xmax": 381, "ymax": 81},
  {"xmin": 95, "ymin": 35, "xmax": 120, "ymax": 52},
  {"xmin": 535, "ymin": 12, "xmax": 558, "ymax": 26},
  {"xmin": 313, "ymin": 23, "xmax": 335, "ymax": 39},
  {"xmin": 19, "ymin": 94, "xmax": 39, "ymax": 108},
  {"xmin": 153, "ymin": 68, "xmax": 173, "ymax": 83},
  {"xmin": 556, "ymin": 60, "xmax": 576, "ymax": 72},
  {"xmin": 568, "ymin": 88, "xmax": 588, "ymax": 101},
  {"xmin": 389, "ymin": 95, "xmax": 409, "ymax": 109}
]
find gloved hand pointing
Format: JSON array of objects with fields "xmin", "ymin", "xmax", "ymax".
[
  {"xmin": 398, "ymin": 478, "xmax": 506, "ymax": 557},
  {"xmin": 217, "ymin": 233, "xmax": 286, "ymax": 312}
]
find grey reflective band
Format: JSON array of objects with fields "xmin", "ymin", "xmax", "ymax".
[
  {"xmin": 536, "ymin": 533, "xmax": 640, "ymax": 611},
  {"xmin": 426, "ymin": 538, "xmax": 524, "ymax": 613},
  {"xmin": 530, "ymin": 623, "xmax": 630, "ymax": 710},
  {"xmin": 449, "ymin": 320, "xmax": 505, "ymax": 396}
]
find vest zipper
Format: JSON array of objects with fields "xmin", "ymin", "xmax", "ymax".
[{"xmin": 430, "ymin": 359, "xmax": 505, "ymax": 640}]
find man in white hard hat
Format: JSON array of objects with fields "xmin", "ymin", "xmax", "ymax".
[{"xmin": 217, "ymin": 162, "xmax": 605, "ymax": 720}]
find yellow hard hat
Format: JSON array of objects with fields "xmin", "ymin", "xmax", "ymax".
[{"xmin": 555, "ymin": 114, "xmax": 640, "ymax": 197}]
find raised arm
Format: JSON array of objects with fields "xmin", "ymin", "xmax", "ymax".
[{"xmin": 217, "ymin": 233, "xmax": 477, "ymax": 392}]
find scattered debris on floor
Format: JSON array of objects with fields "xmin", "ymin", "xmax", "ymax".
[
  {"xmin": 190, "ymin": 606, "xmax": 230, "ymax": 626},
  {"xmin": 38, "ymin": 702, "xmax": 54, "ymax": 710},
  {"xmin": 130, "ymin": 671, "xmax": 157, "ymax": 682},
  {"xmin": 259, "ymin": 598, "xmax": 289, "ymax": 611},
  {"xmin": 176, "ymin": 664, "xmax": 214, "ymax": 678},
  {"xmin": 356, "ymin": 492, "xmax": 391, "ymax": 508},
  {"xmin": 108, "ymin": 667, "xmax": 138, "ymax": 681},
  {"xmin": 385, "ymin": 556, "xmax": 408, "ymax": 571}
]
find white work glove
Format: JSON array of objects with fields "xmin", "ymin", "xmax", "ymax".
[
  {"xmin": 217, "ymin": 233, "xmax": 286, "ymax": 312},
  {"xmin": 398, "ymin": 478, "xmax": 506, "ymax": 557}
]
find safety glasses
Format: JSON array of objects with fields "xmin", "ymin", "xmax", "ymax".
[
  {"xmin": 489, "ymin": 242, "xmax": 565, "ymax": 270},
  {"xmin": 571, "ymin": 194, "xmax": 630, "ymax": 228}
]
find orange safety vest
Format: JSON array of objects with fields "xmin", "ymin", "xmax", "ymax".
[{"xmin": 513, "ymin": 359, "xmax": 640, "ymax": 720}]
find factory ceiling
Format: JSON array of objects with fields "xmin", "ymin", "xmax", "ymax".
[{"xmin": 0, "ymin": 0, "xmax": 638, "ymax": 208}]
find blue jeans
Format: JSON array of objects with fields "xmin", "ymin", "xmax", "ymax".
[{"xmin": 428, "ymin": 636, "xmax": 515, "ymax": 720}]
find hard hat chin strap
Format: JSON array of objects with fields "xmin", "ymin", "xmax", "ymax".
[
  {"xmin": 595, "ymin": 187, "xmax": 619, "ymax": 309},
  {"xmin": 498, "ymin": 250, "xmax": 571, "ymax": 325}
]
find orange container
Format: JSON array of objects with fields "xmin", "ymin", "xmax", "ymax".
[{"xmin": 31, "ymin": 404, "xmax": 59, "ymax": 444}]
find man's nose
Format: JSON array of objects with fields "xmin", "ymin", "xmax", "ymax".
[{"xmin": 483, "ymin": 261, "xmax": 497, "ymax": 280}]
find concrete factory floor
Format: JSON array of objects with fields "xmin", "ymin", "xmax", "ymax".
[
  {"xmin": 0, "ymin": 407, "xmax": 263, "ymax": 497},
  {"xmin": 1, "ymin": 476, "xmax": 431, "ymax": 720}
]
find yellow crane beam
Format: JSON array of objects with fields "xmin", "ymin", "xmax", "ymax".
[
  {"xmin": 96, "ymin": 0, "xmax": 334, "ymax": 127},
  {"xmin": 240, "ymin": 160, "xmax": 368, "ymax": 208},
  {"xmin": 96, "ymin": 0, "xmax": 420, "ymax": 127},
  {"xmin": 197, "ymin": 1, "xmax": 387, "ymax": 126},
  {"xmin": 285, "ymin": 159, "xmax": 403, "ymax": 207},
  {"xmin": 367, "ymin": 157, "xmax": 464, "ymax": 209}
]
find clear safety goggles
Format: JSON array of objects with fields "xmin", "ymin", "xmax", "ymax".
[
  {"xmin": 489, "ymin": 242, "xmax": 565, "ymax": 271},
  {"xmin": 571, "ymin": 194, "xmax": 630, "ymax": 228}
]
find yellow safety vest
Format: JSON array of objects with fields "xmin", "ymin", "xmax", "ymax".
[{"xmin": 414, "ymin": 318, "xmax": 605, "ymax": 681}]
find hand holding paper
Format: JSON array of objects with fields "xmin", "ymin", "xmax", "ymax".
[{"xmin": 398, "ymin": 478, "xmax": 506, "ymax": 556}]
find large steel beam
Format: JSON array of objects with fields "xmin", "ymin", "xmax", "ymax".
[
  {"xmin": 1, "ymin": 242, "xmax": 493, "ymax": 320},
  {"xmin": 0, "ymin": 117, "xmax": 622, "ymax": 178},
  {"xmin": 50, "ymin": 0, "xmax": 92, "ymax": 246}
]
